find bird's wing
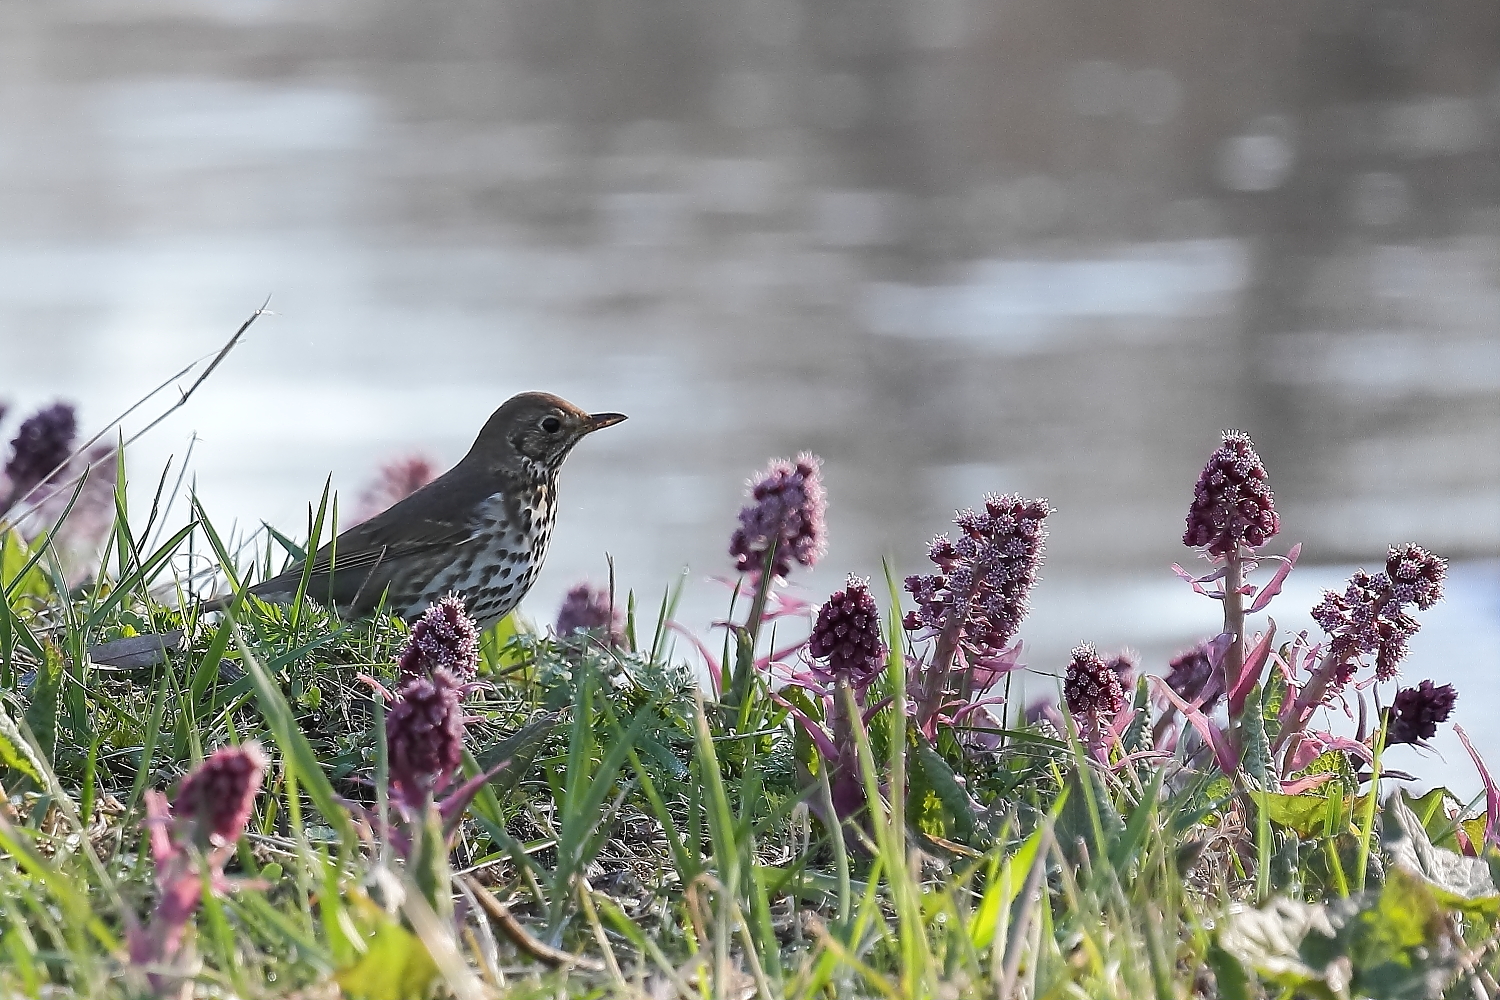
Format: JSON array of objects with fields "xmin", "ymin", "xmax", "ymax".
[{"xmin": 253, "ymin": 472, "xmax": 488, "ymax": 608}]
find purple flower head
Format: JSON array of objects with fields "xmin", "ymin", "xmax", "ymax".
[
  {"xmin": 1311, "ymin": 543, "xmax": 1446, "ymax": 685},
  {"xmin": 1183, "ymin": 430, "xmax": 1279, "ymax": 557},
  {"xmin": 728, "ymin": 453, "xmax": 827, "ymax": 578},
  {"xmin": 903, "ymin": 494, "xmax": 1051, "ymax": 659},
  {"xmin": 4, "ymin": 402, "xmax": 76, "ymax": 504},
  {"xmin": 386, "ymin": 672, "xmax": 466, "ymax": 811},
  {"xmin": 1163, "ymin": 642, "xmax": 1225, "ymax": 713},
  {"xmin": 1106, "ymin": 650, "xmax": 1138, "ymax": 690},
  {"xmin": 1064, "ymin": 643, "xmax": 1126, "ymax": 720},
  {"xmin": 1386, "ymin": 680, "xmax": 1457, "ymax": 746},
  {"xmin": 397, "ymin": 594, "xmax": 480, "ymax": 683},
  {"xmin": 172, "ymin": 742, "xmax": 268, "ymax": 849},
  {"xmin": 555, "ymin": 582, "xmax": 625, "ymax": 646},
  {"xmin": 1384, "ymin": 543, "xmax": 1447, "ymax": 611},
  {"xmin": 356, "ymin": 454, "xmax": 438, "ymax": 523},
  {"xmin": 808, "ymin": 575, "xmax": 887, "ymax": 688}
]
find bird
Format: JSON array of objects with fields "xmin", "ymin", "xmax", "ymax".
[
  {"xmin": 246, "ymin": 391, "xmax": 625, "ymax": 628},
  {"xmin": 86, "ymin": 392, "xmax": 625, "ymax": 667}
]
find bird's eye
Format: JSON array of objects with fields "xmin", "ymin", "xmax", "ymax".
[{"xmin": 541, "ymin": 416, "xmax": 563, "ymax": 434}]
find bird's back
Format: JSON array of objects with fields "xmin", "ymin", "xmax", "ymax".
[{"xmin": 251, "ymin": 460, "xmax": 501, "ymax": 618}]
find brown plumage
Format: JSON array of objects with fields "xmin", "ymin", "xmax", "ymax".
[{"xmin": 248, "ymin": 391, "xmax": 626, "ymax": 630}]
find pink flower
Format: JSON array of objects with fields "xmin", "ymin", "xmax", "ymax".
[
  {"xmin": 904, "ymin": 494, "xmax": 1051, "ymax": 659},
  {"xmin": 556, "ymin": 582, "xmax": 625, "ymax": 646},
  {"xmin": 354, "ymin": 454, "xmax": 438, "ymax": 523},
  {"xmin": 1183, "ymin": 430, "xmax": 1279, "ymax": 556},
  {"xmin": 728, "ymin": 454, "xmax": 827, "ymax": 578},
  {"xmin": 808, "ymin": 576, "xmax": 886, "ymax": 688},
  {"xmin": 1311, "ymin": 544, "xmax": 1446, "ymax": 684},
  {"xmin": 397, "ymin": 594, "xmax": 480, "ymax": 683},
  {"xmin": 173, "ymin": 742, "xmax": 268, "ymax": 849},
  {"xmin": 130, "ymin": 742, "xmax": 268, "ymax": 992},
  {"xmin": 386, "ymin": 672, "xmax": 466, "ymax": 812},
  {"xmin": 1064, "ymin": 643, "xmax": 1126, "ymax": 721}
]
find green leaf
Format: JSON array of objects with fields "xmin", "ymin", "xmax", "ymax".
[
  {"xmin": 1218, "ymin": 897, "xmax": 1351, "ymax": 1000},
  {"xmin": 1382, "ymin": 792, "xmax": 1500, "ymax": 917},
  {"xmin": 1224, "ymin": 853, "xmax": 1461, "ymax": 1000},
  {"xmin": 1056, "ymin": 764, "xmax": 1123, "ymax": 867},
  {"xmin": 1110, "ymin": 765, "xmax": 1166, "ymax": 874},
  {"xmin": 1239, "ymin": 682, "xmax": 1272, "ymax": 791},
  {"xmin": 334, "ymin": 917, "xmax": 440, "ymax": 1000},
  {"xmin": 1343, "ymin": 868, "xmax": 1456, "ymax": 1000},
  {"xmin": 1260, "ymin": 668, "xmax": 1288, "ymax": 741},
  {"xmin": 22, "ymin": 641, "xmax": 63, "ymax": 773},
  {"xmin": 912, "ymin": 735, "xmax": 977, "ymax": 844},
  {"xmin": 970, "ymin": 824, "xmax": 1044, "ymax": 950},
  {"xmin": 0, "ymin": 531, "xmax": 54, "ymax": 604},
  {"xmin": 1263, "ymin": 790, "xmax": 1351, "ymax": 838},
  {"xmin": 1289, "ymin": 749, "xmax": 1358, "ymax": 795},
  {"xmin": 1119, "ymin": 676, "xmax": 1152, "ymax": 754},
  {"xmin": 0, "ymin": 701, "xmax": 43, "ymax": 783}
]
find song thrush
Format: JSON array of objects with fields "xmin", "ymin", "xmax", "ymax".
[
  {"xmin": 86, "ymin": 392, "xmax": 625, "ymax": 667},
  {"xmin": 250, "ymin": 391, "xmax": 625, "ymax": 628}
]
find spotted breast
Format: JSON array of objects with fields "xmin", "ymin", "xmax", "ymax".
[{"xmin": 415, "ymin": 461, "xmax": 559, "ymax": 629}]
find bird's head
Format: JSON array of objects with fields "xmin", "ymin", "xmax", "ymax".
[{"xmin": 471, "ymin": 392, "xmax": 627, "ymax": 473}]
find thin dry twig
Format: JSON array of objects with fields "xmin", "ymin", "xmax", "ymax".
[
  {"xmin": 5, "ymin": 299, "xmax": 268, "ymax": 532},
  {"xmin": 461, "ymin": 875, "xmax": 606, "ymax": 974}
]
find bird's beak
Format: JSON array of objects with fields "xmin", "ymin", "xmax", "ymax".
[{"xmin": 585, "ymin": 412, "xmax": 628, "ymax": 433}]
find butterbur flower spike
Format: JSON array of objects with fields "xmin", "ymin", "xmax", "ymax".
[
  {"xmin": 1183, "ymin": 430, "xmax": 1279, "ymax": 557},
  {"xmin": 1064, "ymin": 643, "xmax": 1126, "ymax": 721},
  {"xmin": 172, "ymin": 742, "xmax": 269, "ymax": 849},
  {"xmin": 1386, "ymin": 679, "xmax": 1457, "ymax": 746},
  {"xmin": 1064, "ymin": 643, "xmax": 1127, "ymax": 763},
  {"xmin": 1106, "ymin": 650, "xmax": 1138, "ymax": 690},
  {"xmin": 808, "ymin": 575, "xmax": 886, "ymax": 689},
  {"xmin": 356, "ymin": 454, "xmax": 438, "ymax": 523},
  {"xmin": 728, "ymin": 453, "xmax": 827, "ymax": 578},
  {"xmin": 130, "ymin": 742, "xmax": 268, "ymax": 992},
  {"xmin": 397, "ymin": 594, "xmax": 480, "ymax": 683},
  {"xmin": 1163, "ymin": 643, "xmax": 1225, "ymax": 713},
  {"xmin": 1311, "ymin": 543, "xmax": 1446, "ymax": 684},
  {"xmin": 905, "ymin": 493, "xmax": 1050, "ymax": 733},
  {"xmin": 3, "ymin": 402, "xmax": 76, "ymax": 509},
  {"xmin": 556, "ymin": 582, "xmax": 625, "ymax": 646},
  {"xmin": 904, "ymin": 493, "xmax": 1051, "ymax": 659},
  {"xmin": 386, "ymin": 671, "xmax": 466, "ymax": 813},
  {"xmin": 1385, "ymin": 542, "xmax": 1447, "ymax": 611}
]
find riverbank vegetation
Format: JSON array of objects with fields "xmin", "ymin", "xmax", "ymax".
[{"xmin": 0, "ymin": 334, "xmax": 1494, "ymax": 998}]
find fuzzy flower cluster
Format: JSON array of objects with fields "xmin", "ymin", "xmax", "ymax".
[
  {"xmin": 1064, "ymin": 643, "xmax": 1126, "ymax": 720},
  {"xmin": 386, "ymin": 671, "xmax": 466, "ymax": 812},
  {"xmin": 728, "ymin": 453, "xmax": 827, "ymax": 578},
  {"xmin": 1106, "ymin": 650, "xmax": 1138, "ymax": 690},
  {"xmin": 1386, "ymin": 680, "xmax": 1458, "ymax": 746},
  {"xmin": 397, "ymin": 594, "xmax": 480, "ymax": 683},
  {"xmin": 808, "ymin": 576, "xmax": 886, "ymax": 688},
  {"xmin": 1163, "ymin": 643, "xmax": 1225, "ymax": 713},
  {"xmin": 3, "ymin": 402, "xmax": 76, "ymax": 507},
  {"xmin": 355, "ymin": 454, "xmax": 438, "ymax": 523},
  {"xmin": 173, "ymin": 742, "xmax": 268, "ymax": 848},
  {"xmin": 1311, "ymin": 543, "xmax": 1446, "ymax": 682},
  {"xmin": 556, "ymin": 582, "xmax": 625, "ymax": 646},
  {"xmin": 131, "ymin": 742, "xmax": 269, "ymax": 990},
  {"xmin": 387, "ymin": 596, "xmax": 481, "ymax": 811},
  {"xmin": 1183, "ymin": 430, "xmax": 1280, "ymax": 557},
  {"xmin": 903, "ymin": 494, "xmax": 1051, "ymax": 657}
]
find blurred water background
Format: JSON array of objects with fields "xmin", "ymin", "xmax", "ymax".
[{"xmin": 1, "ymin": 0, "xmax": 1497, "ymax": 790}]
